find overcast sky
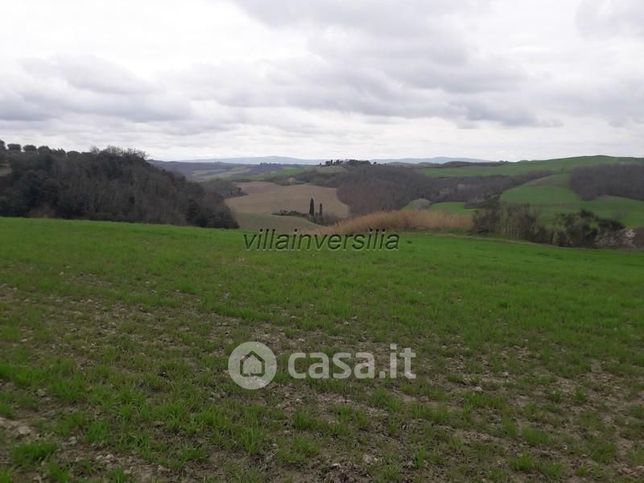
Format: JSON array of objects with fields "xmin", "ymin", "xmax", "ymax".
[{"xmin": 1, "ymin": 0, "xmax": 643, "ymax": 161}]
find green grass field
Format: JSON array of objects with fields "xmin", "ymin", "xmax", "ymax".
[
  {"xmin": 404, "ymin": 200, "xmax": 473, "ymax": 215},
  {"xmin": 501, "ymin": 174, "xmax": 644, "ymax": 227},
  {"xmin": 427, "ymin": 202, "xmax": 473, "ymax": 215},
  {"xmin": 230, "ymin": 212, "xmax": 318, "ymax": 231},
  {"xmin": 421, "ymin": 155, "xmax": 644, "ymax": 177},
  {"xmin": 0, "ymin": 218, "xmax": 642, "ymax": 481}
]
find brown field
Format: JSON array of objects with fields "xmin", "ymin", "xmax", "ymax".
[
  {"xmin": 314, "ymin": 209, "xmax": 472, "ymax": 234},
  {"xmin": 227, "ymin": 181, "xmax": 349, "ymax": 217}
]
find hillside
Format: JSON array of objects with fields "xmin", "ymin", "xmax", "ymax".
[
  {"xmin": 150, "ymin": 159, "xmax": 317, "ymax": 182},
  {"xmin": 501, "ymin": 172, "xmax": 644, "ymax": 227},
  {"xmin": 0, "ymin": 146, "xmax": 237, "ymax": 228},
  {"xmin": 245, "ymin": 156, "xmax": 644, "ymax": 230},
  {"xmin": 0, "ymin": 217, "xmax": 642, "ymax": 481}
]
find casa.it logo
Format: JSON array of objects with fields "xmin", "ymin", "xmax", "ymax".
[
  {"xmin": 228, "ymin": 341, "xmax": 416, "ymax": 390},
  {"xmin": 227, "ymin": 341, "xmax": 277, "ymax": 390}
]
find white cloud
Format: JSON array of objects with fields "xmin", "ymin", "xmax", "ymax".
[{"xmin": 0, "ymin": 0, "xmax": 642, "ymax": 160}]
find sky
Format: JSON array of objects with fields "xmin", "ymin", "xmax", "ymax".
[{"xmin": 0, "ymin": 0, "xmax": 643, "ymax": 161}]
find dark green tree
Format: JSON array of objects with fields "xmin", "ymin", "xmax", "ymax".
[
  {"xmin": 7, "ymin": 144, "xmax": 21, "ymax": 151},
  {"xmin": 309, "ymin": 197, "xmax": 315, "ymax": 217},
  {"xmin": 0, "ymin": 139, "xmax": 5, "ymax": 151}
]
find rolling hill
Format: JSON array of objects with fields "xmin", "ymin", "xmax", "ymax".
[
  {"xmin": 152, "ymin": 156, "xmax": 494, "ymax": 182},
  {"xmin": 194, "ymin": 155, "xmax": 644, "ymax": 232},
  {"xmin": 500, "ymin": 174, "xmax": 644, "ymax": 227}
]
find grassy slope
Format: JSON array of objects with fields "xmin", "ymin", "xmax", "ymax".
[
  {"xmin": 231, "ymin": 211, "xmax": 318, "ymax": 231},
  {"xmin": 501, "ymin": 174, "xmax": 644, "ymax": 227},
  {"xmin": 427, "ymin": 202, "xmax": 473, "ymax": 214},
  {"xmin": 421, "ymin": 155, "xmax": 644, "ymax": 177},
  {"xmin": 0, "ymin": 218, "xmax": 643, "ymax": 481},
  {"xmin": 404, "ymin": 200, "xmax": 474, "ymax": 215}
]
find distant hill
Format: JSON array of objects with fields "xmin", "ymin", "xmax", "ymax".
[
  {"xmin": 149, "ymin": 159, "xmax": 308, "ymax": 182},
  {"xmin": 151, "ymin": 156, "xmax": 493, "ymax": 181},
  {"xmin": 379, "ymin": 156, "xmax": 492, "ymax": 165},
  {"xmin": 156, "ymin": 155, "xmax": 490, "ymax": 166}
]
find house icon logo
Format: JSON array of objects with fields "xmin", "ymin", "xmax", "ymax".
[{"xmin": 228, "ymin": 341, "xmax": 277, "ymax": 390}]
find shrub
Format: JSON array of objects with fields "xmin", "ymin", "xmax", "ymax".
[
  {"xmin": 551, "ymin": 210, "xmax": 625, "ymax": 247},
  {"xmin": 473, "ymin": 202, "xmax": 548, "ymax": 242},
  {"xmin": 474, "ymin": 202, "xmax": 628, "ymax": 248}
]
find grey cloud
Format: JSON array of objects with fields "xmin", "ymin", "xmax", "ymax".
[
  {"xmin": 307, "ymin": 30, "xmax": 524, "ymax": 94},
  {"xmin": 448, "ymin": 99, "xmax": 559, "ymax": 128},
  {"xmin": 231, "ymin": 0, "xmax": 520, "ymax": 95},
  {"xmin": 551, "ymin": 77, "xmax": 644, "ymax": 125},
  {"xmin": 217, "ymin": 0, "xmax": 534, "ymax": 126},
  {"xmin": 22, "ymin": 57, "xmax": 152, "ymax": 95},
  {"xmin": 230, "ymin": 0, "xmax": 489, "ymax": 35},
  {"xmin": 179, "ymin": 53, "xmax": 539, "ymax": 127},
  {"xmin": 1, "ymin": 57, "xmax": 193, "ymax": 123},
  {"xmin": 0, "ymin": 91, "xmax": 55, "ymax": 121}
]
